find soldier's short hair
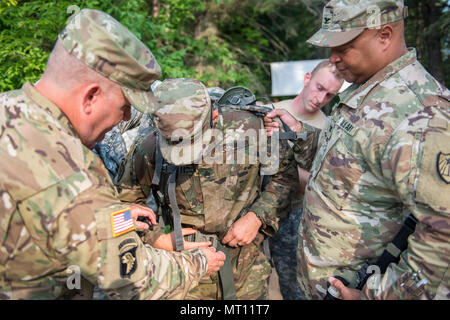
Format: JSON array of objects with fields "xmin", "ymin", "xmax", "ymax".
[
  {"xmin": 44, "ymin": 39, "xmax": 108, "ymax": 89},
  {"xmin": 310, "ymin": 60, "xmax": 344, "ymax": 81}
]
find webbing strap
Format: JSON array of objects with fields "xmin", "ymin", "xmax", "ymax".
[
  {"xmin": 277, "ymin": 130, "xmax": 307, "ymax": 141},
  {"xmin": 215, "ymin": 241, "xmax": 237, "ymax": 300},
  {"xmin": 167, "ymin": 172, "xmax": 184, "ymax": 252},
  {"xmin": 277, "ymin": 120, "xmax": 307, "ymax": 141},
  {"xmin": 184, "ymin": 232, "xmax": 237, "ymax": 300},
  {"xmin": 152, "ymin": 143, "xmax": 163, "ymax": 186},
  {"xmin": 376, "ymin": 214, "xmax": 417, "ymax": 273},
  {"xmin": 355, "ymin": 213, "xmax": 417, "ymax": 290}
]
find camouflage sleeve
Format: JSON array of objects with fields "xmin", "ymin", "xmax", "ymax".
[
  {"xmin": 49, "ymin": 152, "xmax": 207, "ymax": 300},
  {"xmin": 292, "ymin": 123, "xmax": 320, "ymax": 171},
  {"xmin": 248, "ymin": 134, "xmax": 299, "ymax": 236},
  {"xmin": 363, "ymin": 104, "xmax": 450, "ymax": 300}
]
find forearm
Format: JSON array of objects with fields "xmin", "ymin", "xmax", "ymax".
[{"xmin": 250, "ymin": 145, "xmax": 298, "ymax": 236}]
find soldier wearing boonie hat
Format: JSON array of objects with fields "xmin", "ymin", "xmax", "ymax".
[
  {"xmin": 115, "ymin": 77, "xmax": 299, "ymax": 300},
  {"xmin": 153, "ymin": 78, "xmax": 213, "ymax": 166},
  {"xmin": 307, "ymin": 0, "xmax": 408, "ymax": 47},
  {"xmin": 289, "ymin": 0, "xmax": 450, "ymax": 301},
  {"xmin": 0, "ymin": 9, "xmax": 226, "ymax": 299}
]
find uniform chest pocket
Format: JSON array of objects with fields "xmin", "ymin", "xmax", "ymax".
[{"xmin": 313, "ymin": 128, "xmax": 366, "ymax": 211}]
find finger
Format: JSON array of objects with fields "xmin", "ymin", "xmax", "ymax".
[
  {"xmin": 134, "ymin": 221, "xmax": 149, "ymax": 231},
  {"xmin": 181, "ymin": 228, "xmax": 198, "ymax": 236},
  {"xmin": 266, "ymin": 109, "xmax": 286, "ymax": 118},
  {"xmin": 130, "ymin": 205, "xmax": 157, "ymax": 225},
  {"xmin": 227, "ymin": 238, "xmax": 239, "ymax": 248},
  {"xmin": 263, "ymin": 121, "xmax": 279, "ymax": 128},
  {"xmin": 328, "ymin": 277, "xmax": 345, "ymax": 292},
  {"xmin": 221, "ymin": 230, "xmax": 233, "ymax": 245},
  {"xmin": 216, "ymin": 250, "xmax": 226, "ymax": 260},
  {"xmin": 184, "ymin": 241, "xmax": 212, "ymax": 250}
]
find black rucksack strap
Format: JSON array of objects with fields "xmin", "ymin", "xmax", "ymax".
[
  {"xmin": 152, "ymin": 141, "xmax": 163, "ymax": 186},
  {"xmin": 356, "ymin": 213, "xmax": 418, "ymax": 290},
  {"xmin": 167, "ymin": 171, "xmax": 185, "ymax": 252},
  {"xmin": 376, "ymin": 214, "xmax": 418, "ymax": 273}
]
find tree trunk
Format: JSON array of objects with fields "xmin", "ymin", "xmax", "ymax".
[{"xmin": 420, "ymin": 0, "xmax": 445, "ymax": 84}]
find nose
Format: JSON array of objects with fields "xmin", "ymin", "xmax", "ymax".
[
  {"xmin": 317, "ymin": 91, "xmax": 328, "ymax": 105},
  {"xmin": 329, "ymin": 49, "xmax": 340, "ymax": 64}
]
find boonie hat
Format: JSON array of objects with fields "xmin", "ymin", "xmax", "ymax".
[
  {"xmin": 153, "ymin": 78, "xmax": 213, "ymax": 166},
  {"xmin": 58, "ymin": 8, "xmax": 161, "ymax": 113},
  {"xmin": 307, "ymin": 0, "xmax": 408, "ymax": 47}
]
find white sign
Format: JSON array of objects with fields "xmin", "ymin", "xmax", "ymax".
[{"xmin": 270, "ymin": 59, "xmax": 350, "ymax": 97}]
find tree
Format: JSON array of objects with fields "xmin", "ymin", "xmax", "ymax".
[
  {"xmin": 404, "ymin": 0, "xmax": 449, "ymax": 86},
  {"xmin": 1, "ymin": 0, "xmax": 448, "ymax": 95}
]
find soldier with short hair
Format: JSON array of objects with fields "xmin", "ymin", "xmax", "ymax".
[
  {"xmin": 116, "ymin": 78, "xmax": 299, "ymax": 300},
  {"xmin": 265, "ymin": 0, "xmax": 449, "ymax": 299},
  {"xmin": 266, "ymin": 60, "xmax": 344, "ymax": 300},
  {"xmin": 0, "ymin": 9, "xmax": 225, "ymax": 300}
]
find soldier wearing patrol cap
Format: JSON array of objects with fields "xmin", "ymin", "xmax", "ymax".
[
  {"xmin": 0, "ymin": 8, "xmax": 225, "ymax": 299},
  {"xmin": 115, "ymin": 78, "xmax": 299, "ymax": 300},
  {"xmin": 266, "ymin": 0, "xmax": 449, "ymax": 299}
]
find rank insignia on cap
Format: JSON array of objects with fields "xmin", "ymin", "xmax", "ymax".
[
  {"xmin": 111, "ymin": 208, "xmax": 135, "ymax": 237},
  {"xmin": 436, "ymin": 152, "xmax": 450, "ymax": 184}
]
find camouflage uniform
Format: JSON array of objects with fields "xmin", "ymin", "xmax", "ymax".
[
  {"xmin": 116, "ymin": 78, "xmax": 298, "ymax": 300},
  {"xmin": 0, "ymin": 9, "xmax": 208, "ymax": 300},
  {"xmin": 268, "ymin": 101, "xmax": 323, "ymax": 300},
  {"xmin": 298, "ymin": 0, "xmax": 450, "ymax": 300}
]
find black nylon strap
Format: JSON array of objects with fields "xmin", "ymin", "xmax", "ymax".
[
  {"xmin": 355, "ymin": 213, "xmax": 417, "ymax": 290},
  {"xmin": 167, "ymin": 171, "xmax": 184, "ymax": 252},
  {"xmin": 376, "ymin": 214, "xmax": 417, "ymax": 273},
  {"xmin": 152, "ymin": 143, "xmax": 163, "ymax": 186},
  {"xmin": 215, "ymin": 241, "xmax": 237, "ymax": 300}
]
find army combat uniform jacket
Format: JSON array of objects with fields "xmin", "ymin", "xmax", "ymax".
[
  {"xmin": 117, "ymin": 107, "xmax": 298, "ymax": 299},
  {"xmin": 297, "ymin": 49, "xmax": 450, "ymax": 300},
  {"xmin": 0, "ymin": 83, "xmax": 208, "ymax": 299}
]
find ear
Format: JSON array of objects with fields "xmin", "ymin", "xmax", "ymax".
[
  {"xmin": 304, "ymin": 72, "xmax": 312, "ymax": 86},
  {"xmin": 376, "ymin": 24, "xmax": 394, "ymax": 51},
  {"xmin": 81, "ymin": 83, "xmax": 101, "ymax": 115}
]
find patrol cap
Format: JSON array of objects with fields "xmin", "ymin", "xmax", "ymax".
[
  {"xmin": 307, "ymin": 0, "xmax": 408, "ymax": 48},
  {"xmin": 58, "ymin": 8, "xmax": 161, "ymax": 114},
  {"xmin": 153, "ymin": 78, "xmax": 212, "ymax": 166}
]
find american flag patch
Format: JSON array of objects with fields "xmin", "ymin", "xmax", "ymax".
[{"xmin": 111, "ymin": 208, "xmax": 135, "ymax": 237}]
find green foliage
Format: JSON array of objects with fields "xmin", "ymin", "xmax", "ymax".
[
  {"xmin": 0, "ymin": 0, "xmax": 253, "ymax": 92},
  {"xmin": 1, "ymin": 0, "xmax": 448, "ymax": 95}
]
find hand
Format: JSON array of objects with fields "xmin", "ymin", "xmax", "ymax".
[
  {"xmin": 222, "ymin": 211, "xmax": 262, "ymax": 247},
  {"xmin": 200, "ymin": 247, "xmax": 226, "ymax": 275},
  {"xmin": 153, "ymin": 228, "xmax": 212, "ymax": 251},
  {"xmin": 264, "ymin": 109, "xmax": 303, "ymax": 137},
  {"xmin": 130, "ymin": 204, "xmax": 157, "ymax": 231},
  {"xmin": 328, "ymin": 277, "xmax": 362, "ymax": 300}
]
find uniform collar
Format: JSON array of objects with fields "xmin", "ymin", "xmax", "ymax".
[
  {"xmin": 23, "ymin": 81, "xmax": 79, "ymax": 138},
  {"xmin": 338, "ymin": 48, "xmax": 418, "ymax": 109}
]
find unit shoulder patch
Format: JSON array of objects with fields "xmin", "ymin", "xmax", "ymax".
[{"xmin": 437, "ymin": 152, "xmax": 450, "ymax": 184}]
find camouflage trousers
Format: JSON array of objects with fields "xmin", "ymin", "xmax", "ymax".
[
  {"xmin": 185, "ymin": 233, "xmax": 271, "ymax": 300},
  {"xmin": 269, "ymin": 207, "xmax": 306, "ymax": 300}
]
